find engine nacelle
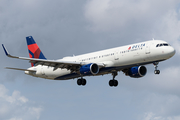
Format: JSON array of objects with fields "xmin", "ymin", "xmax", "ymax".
[
  {"xmin": 80, "ymin": 63, "xmax": 99, "ymax": 75},
  {"xmin": 127, "ymin": 66, "xmax": 147, "ymax": 78}
]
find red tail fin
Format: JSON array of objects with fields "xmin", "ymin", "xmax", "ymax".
[{"xmin": 26, "ymin": 36, "xmax": 46, "ymax": 66}]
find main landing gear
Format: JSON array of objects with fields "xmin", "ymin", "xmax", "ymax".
[
  {"xmin": 109, "ymin": 72, "xmax": 118, "ymax": 87},
  {"xmin": 77, "ymin": 72, "xmax": 119, "ymax": 87},
  {"xmin": 153, "ymin": 62, "xmax": 160, "ymax": 74},
  {"xmin": 77, "ymin": 78, "xmax": 87, "ymax": 86}
]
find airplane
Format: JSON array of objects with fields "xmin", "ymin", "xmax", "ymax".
[{"xmin": 2, "ymin": 36, "xmax": 175, "ymax": 87}]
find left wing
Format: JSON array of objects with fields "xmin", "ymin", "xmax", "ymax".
[{"xmin": 2, "ymin": 44, "xmax": 105, "ymax": 71}]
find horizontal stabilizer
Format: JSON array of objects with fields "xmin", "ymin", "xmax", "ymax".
[{"xmin": 5, "ymin": 67, "xmax": 36, "ymax": 72}]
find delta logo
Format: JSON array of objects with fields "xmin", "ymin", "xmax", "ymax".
[
  {"xmin": 128, "ymin": 43, "xmax": 146, "ymax": 50},
  {"xmin": 128, "ymin": 46, "xmax": 131, "ymax": 50}
]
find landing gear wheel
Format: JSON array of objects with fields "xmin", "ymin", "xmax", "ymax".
[
  {"xmin": 109, "ymin": 80, "xmax": 114, "ymax": 87},
  {"xmin": 77, "ymin": 78, "xmax": 87, "ymax": 86},
  {"xmin": 154, "ymin": 70, "xmax": 160, "ymax": 74},
  {"xmin": 109, "ymin": 80, "xmax": 118, "ymax": 87},
  {"xmin": 77, "ymin": 79, "xmax": 82, "ymax": 85},
  {"xmin": 114, "ymin": 80, "xmax": 118, "ymax": 87},
  {"xmin": 81, "ymin": 79, "xmax": 87, "ymax": 86}
]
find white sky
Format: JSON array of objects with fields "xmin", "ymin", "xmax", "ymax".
[{"xmin": 0, "ymin": 0, "xmax": 180, "ymax": 120}]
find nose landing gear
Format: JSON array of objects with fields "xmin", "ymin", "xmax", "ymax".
[{"xmin": 153, "ymin": 62, "xmax": 160, "ymax": 74}]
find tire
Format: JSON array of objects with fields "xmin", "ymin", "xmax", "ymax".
[
  {"xmin": 82, "ymin": 79, "xmax": 86, "ymax": 86},
  {"xmin": 154, "ymin": 70, "xmax": 160, "ymax": 74},
  {"xmin": 109, "ymin": 80, "xmax": 114, "ymax": 87},
  {"xmin": 77, "ymin": 79, "xmax": 82, "ymax": 85},
  {"xmin": 114, "ymin": 80, "xmax": 118, "ymax": 87}
]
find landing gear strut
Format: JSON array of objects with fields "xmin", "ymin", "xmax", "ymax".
[
  {"xmin": 153, "ymin": 62, "xmax": 160, "ymax": 74},
  {"xmin": 109, "ymin": 72, "xmax": 118, "ymax": 87},
  {"xmin": 77, "ymin": 78, "xmax": 86, "ymax": 86}
]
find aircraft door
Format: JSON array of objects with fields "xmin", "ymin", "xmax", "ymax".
[
  {"xmin": 145, "ymin": 42, "xmax": 151, "ymax": 59},
  {"xmin": 114, "ymin": 51, "xmax": 119, "ymax": 60},
  {"xmin": 145, "ymin": 42, "xmax": 150, "ymax": 53}
]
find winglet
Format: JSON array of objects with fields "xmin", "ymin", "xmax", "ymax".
[
  {"xmin": 2, "ymin": 44, "xmax": 10, "ymax": 56},
  {"xmin": 2, "ymin": 44, "xmax": 18, "ymax": 58}
]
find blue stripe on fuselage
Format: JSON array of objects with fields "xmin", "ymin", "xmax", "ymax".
[{"xmin": 54, "ymin": 67, "xmax": 115, "ymax": 80}]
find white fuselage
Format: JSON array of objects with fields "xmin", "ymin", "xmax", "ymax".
[{"xmin": 25, "ymin": 40, "xmax": 175, "ymax": 80}]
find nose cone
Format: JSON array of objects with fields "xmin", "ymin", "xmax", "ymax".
[{"xmin": 166, "ymin": 46, "xmax": 176, "ymax": 57}]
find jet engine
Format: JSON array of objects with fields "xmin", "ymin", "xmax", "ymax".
[
  {"xmin": 126, "ymin": 66, "xmax": 147, "ymax": 78},
  {"xmin": 80, "ymin": 63, "xmax": 99, "ymax": 75}
]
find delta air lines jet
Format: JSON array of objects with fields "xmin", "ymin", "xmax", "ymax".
[{"xmin": 2, "ymin": 36, "xmax": 175, "ymax": 87}]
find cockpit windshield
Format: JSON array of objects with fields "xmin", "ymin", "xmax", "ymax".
[{"xmin": 156, "ymin": 43, "xmax": 170, "ymax": 47}]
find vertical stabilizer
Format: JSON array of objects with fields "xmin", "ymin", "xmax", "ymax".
[{"xmin": 26, "ymin": 36, "xmax": 46, "ymax": 66}]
